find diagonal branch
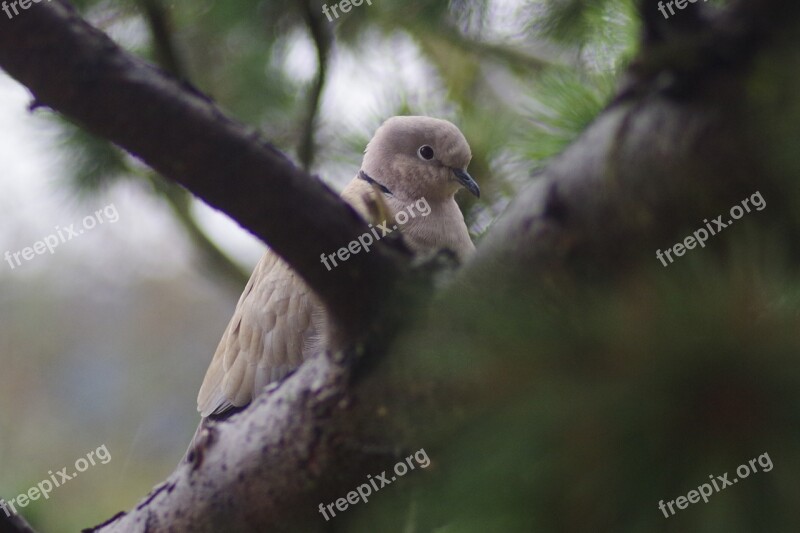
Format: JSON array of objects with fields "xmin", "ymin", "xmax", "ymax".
[{"xmin": 0, "ymin": 0, "xmax": 408, "ymax": 338}]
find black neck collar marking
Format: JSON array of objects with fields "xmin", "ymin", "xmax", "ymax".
[{"xmin": 358, "ymin": 170, "xmax": 393, "ymax": 196}]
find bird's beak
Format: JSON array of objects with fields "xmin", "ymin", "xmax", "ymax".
[{"xmin": 452, "ymin": 168, "xmax": 480, "ymax": 198}]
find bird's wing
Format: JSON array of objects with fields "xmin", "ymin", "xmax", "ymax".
[
  {"xmin": 198, "ymin": 176, "xmax": 399, "ymax": 418},
  {"xmin": 197, "ymin": 250, "xmax": 321, "ymax": 417}
]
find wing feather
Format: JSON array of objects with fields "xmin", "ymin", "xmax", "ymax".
[{"xmin": 197, "ymin": 251, "xmax": 320, "ymax": 417}]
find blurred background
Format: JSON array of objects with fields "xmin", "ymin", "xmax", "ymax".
[{"xmin": 0, "ymin": 0, "xmax": 727, "ymax": 530}]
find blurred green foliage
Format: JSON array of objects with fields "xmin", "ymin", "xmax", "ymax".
[{"xmin": 357, "ymin": 224, "xmax": 800, "ymax": 532}]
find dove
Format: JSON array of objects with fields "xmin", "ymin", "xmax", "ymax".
[{"xmin": 196, "ymin": 116, "xmax": 480, "ymax": 418}]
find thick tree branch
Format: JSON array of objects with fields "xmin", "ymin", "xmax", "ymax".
[
  {"xmin": 0, "ymin": 0, "xmax": 408, "ymax": 339},
  {"xmin": 84, "ymin": 354, "xmax": 362, "ymax": 533},
  {"xmin": 472, "ymin": 0, "xmax": 800, "ymax": 279}
]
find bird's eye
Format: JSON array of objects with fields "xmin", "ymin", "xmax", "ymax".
[{"xmin": 417, "ymin": 145, "xmax": 435, "ymax": 161}]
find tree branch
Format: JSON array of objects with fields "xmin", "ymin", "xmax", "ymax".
[
  {"xmin": 471, "ymin": 0, "xmax": 798, "ymax": 279},
  {"xmin": 297, "ymin": 0, "xmax": 333, "ymax": 171},
  {"xmin": 0, "ymin": 0, "xmax": 408, "ymax": 339}
]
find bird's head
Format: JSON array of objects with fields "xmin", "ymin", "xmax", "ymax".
[{"xmin": 361, "ymin": 116, "xmax": 480, "ymax": 202}]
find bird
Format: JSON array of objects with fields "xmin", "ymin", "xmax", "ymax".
[{"xmin": 196, "ymin": 116, "xmax": 480, "ymax": 418}]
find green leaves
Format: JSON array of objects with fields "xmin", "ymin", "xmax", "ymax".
[{"xmin": 517, "ymin": 68, "xmax": 617, "ymax": 167}]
